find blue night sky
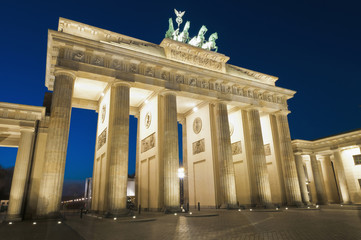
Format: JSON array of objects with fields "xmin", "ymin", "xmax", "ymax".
[{"xmin": 1, "ymin": 1, "xmax": 360, "ymax": 183}]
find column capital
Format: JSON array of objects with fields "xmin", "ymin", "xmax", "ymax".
[
  {"xmin": 330, "ymin": 146, "xmax": 340, "ymax": 152},
  {"xmin": 241, "ymin": 105, "xmax": 262, "ymax": 112},
  {"xmin": 159, "ymin": 89, "xmax": 178, "ymax": 96},
  {"xmin": 19, "ymin": 127, "xmax": 35, "ymax": 133},
  {"xmin": 111, "ymin": 81, "xmax": 132, "ymax": 88},
  {"xmin": 274, "ymin": 110, "xmax": 291, "ymax": 116},
  {"xmin": 54, "ymin": 70, "xmax": 76, "ymax": 80},
  {"xmin": 294, "ymin": 151, "xmax": 303, "ymax": 156}
]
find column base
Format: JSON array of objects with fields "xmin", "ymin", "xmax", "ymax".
[
  {"xmin": 219, "ymin": 203, "xmax": 238, "ymax": 209},
  {"xmin": 35, "ymin": 211, "xmax": 63, "ymax": 220},
  {"xmin": 104, "ymin": 209, "xmax": 131, "ymax": 218},
  {"xmin": 288, "ymin": 201, "xmax": 304, "ymax": 208},
  {"xmin": 256, "ymin": 203, "xmax": 275, "ymax": 209},
  {"xmin": 163, "ymin": 206, "xmax": 182, "ymax": 214},
  {"xmin": 5, "ymin": 214, "xmax": 22, "ymax": 222}
]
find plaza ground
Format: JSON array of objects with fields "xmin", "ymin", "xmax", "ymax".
[{"xmin": 1, "ymin": 206, "xmax": 361, "ymax": 240}]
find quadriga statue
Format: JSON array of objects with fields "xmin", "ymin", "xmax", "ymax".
[
  {"xmin": 176, "ymin": 21, "xmax": 190, "ymax": 43},
  {"xmin": 188, "ymin": 25, "xmax": 208, "ymax": 48},
  {"xmin": 202, "ymin": 32, "xmax": 218, "ymax": 52},
  {"xmin": 165, "ymin": 18, "xmax": 174, "ymax": 39}
]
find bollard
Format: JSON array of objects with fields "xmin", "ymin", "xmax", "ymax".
[
  {"xmin": 80, "ymin": 208, "xmax": 83, "ymax": 219},
  {"xmin": 138, "ymin": 205, "xmax": 141, "ymax": 214},
  {"xmin": 198, "ymin": 202, "xmax": 200, "ymax": 211},
  {"xmin": 187, "ymin": 202, "xmax": 189, "ymax": 212}
]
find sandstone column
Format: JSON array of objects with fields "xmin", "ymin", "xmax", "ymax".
[
  {"xmin": 247, "ymin": 108, "xmax": 272, "ymax": 207},
  {"xmin": 331, "ymin": 148, "xmax": 350, "ymax": 204},
  {"xmin": 36, "ymin": 72, "xmax": 75, "ymax": 218},
  {"xmin": 107, "ymin": 82, "xmax": 130, "ymax": 215},
  {"xmin": 162, "ymin": 92, "xmax": 180, "ymax": 210},
  {"xmin": 7, "ymin": 129, "xmax": 34, "ymax": 220},
  {"xmin": 310, "ymin": 153, "xmax": 328, "ymax": 204},
  {"xmin": 214, "ymin": 102, "xmax": 237, "ymax": 208},
  {"xmin": 276, "ymin": 112, "xmax": 303, "ymax": 206},
  {"xmin": 294, "ymin": 154, "xmax": 310, "ymax": 205}
]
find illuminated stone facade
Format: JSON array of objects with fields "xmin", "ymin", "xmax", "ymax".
[
  {"xmin": 292, "ymin": 130, "xmax": 361, "ymax": 204},
  {"xmin": 2, "ymin": 17, "xmax": 340, "ymax": 220}
]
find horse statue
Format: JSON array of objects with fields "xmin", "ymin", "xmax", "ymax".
[
  {"xmin": 201, "ymin": 32, "xmax": 218, "ymax": 52},
  {"xmin": 176, "ymin": 21, "xmax": 190, "ymax": 43},
  {"xmin": 188, "ymin": 25, "xmax": 208, "ymax": 48},
  {"xmin": 165, "ymin": 18, "xmax": 174, "ymax": 39}
]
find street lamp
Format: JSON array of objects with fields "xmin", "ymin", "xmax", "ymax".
[{"xmin": 178, "ymin": 168, "xmax": 185, "ymax": 179}]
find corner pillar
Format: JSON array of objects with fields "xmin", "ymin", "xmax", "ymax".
[
  {"xmin": 36, "ymin": 72, "xmax": 75, "ymax": 218},
  {"xmin": 247, "ymin": 108, "xmax": 272, "ymax": 208},
  {"xmin": 214, "ymin": 102, "xmax": 237, "ymax": 208},
  {"xmin": 294, "ymin": 154, "xmax": 311, "ymax": 205},
  {"xmin": 331, "ymin": 148, "xmax": 351, "ymax": 204},
  {"xmin": 162, "ymin": 92, "xmax": 180, "ymax": 210},
  {"xmin": 310, "ymin": 153, "xmax": 328, "ymax": 205},
  {"xmin": 275, "ymin": 112, "xmax": 303, "ymax": 206},
  {"xmin": 7, "ymin": 129, "xmax": 35, "ymax": 221},
  {"xmin": 107, "ymin": 82, "xmax": 130, "ymax": 215}
]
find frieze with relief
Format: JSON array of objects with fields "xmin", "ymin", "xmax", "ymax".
[
  {"xmin": 175, "ymin": 74, "xmax": 184, "ymax": 83},
  {"xmin": 141, "ymin": 133, "xmax": 155, "ymax": 153},
  {"xmin": 145, "ymin": 67, "xmax": 154, "ymax": 76},
  {"xmin": 59, "ymin": 48, "xmax": 287, "ymax": 107},
  {"xmin": 192, "ymin": 138, "xmax": 205, "ymax": 155},
  {"xmin": 129, "ymin": 63, "xmax": 138, "ymax": 73}
]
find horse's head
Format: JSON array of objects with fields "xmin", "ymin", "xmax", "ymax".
[
  {"xmin": 209, "ymin": 32, "xmax": 218, "ymax": 41},
  {"xmin": 198, "ymin": 25, "xmax": 208, "ymax": 36},
  {"xmin": 184, "ymin": 21, "xmax": 190, "ymax": 31}
]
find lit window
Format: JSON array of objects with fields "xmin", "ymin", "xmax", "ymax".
[{"xmin": 353, "ymin": 154, "xmax": 361, "ymax": 165}]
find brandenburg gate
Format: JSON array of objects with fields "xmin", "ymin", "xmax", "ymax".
[{"xmin": 3, "ymin": 13, "xmax": 305, "ymax": 220}]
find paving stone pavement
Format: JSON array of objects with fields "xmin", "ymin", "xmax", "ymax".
[{"xmin": 1, "ymin": 208, "xmax": 361, "ymax": 240}]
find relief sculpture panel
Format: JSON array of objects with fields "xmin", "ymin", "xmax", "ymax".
[
  {"xmin": 231, "ymin": 141, "xmax": 242, "ymax": 155},
  {"xmin": 141, "ymin": 132, "xmax": 156, "ymax": 153},
  {"xmin": 97, "ymin": 128, "xmax": 107, "ymax": 150},
  {"xmin": 192, "ymin": 138, "xmax": 205, "ymax": 155}
]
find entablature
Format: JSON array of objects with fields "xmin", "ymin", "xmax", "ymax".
[
  {"xmin": 292, "ymin": 129, "xmax": 361, "ymax": 154},
  {"xmin": 46, "ymin": 30, "xmax": 294, "ymax": 112}
]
